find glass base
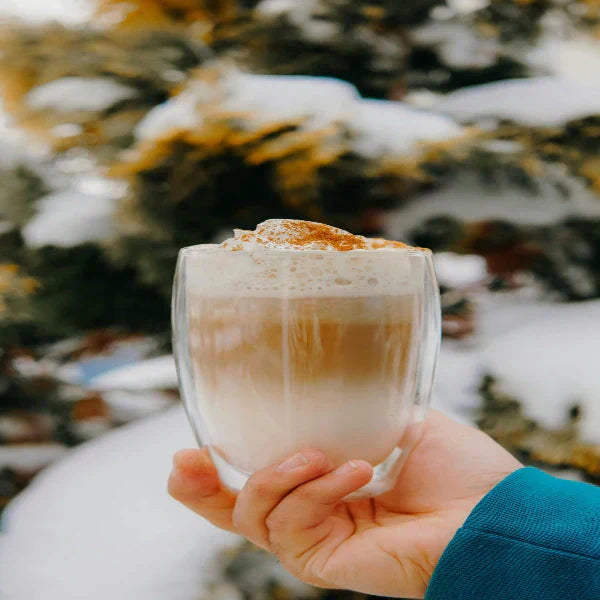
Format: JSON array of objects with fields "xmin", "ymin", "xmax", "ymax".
[{"xmin": 208, "ymin": 445, "xmax": 409, "ymax": 501}]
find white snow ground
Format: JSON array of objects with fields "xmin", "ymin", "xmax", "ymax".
[
  {"xmin": 0, "ymin": 443, "xmax": 68, "ymax": 473},
  {"xmin": 481, "ymin": 300, "xmax": 600, "ymax": 443},
  {"xmin": 436, "ymin": 295, "xmax": 600, "ymax": 440},
  {"xmin": 0, "ymin": 407, "xmax": 240, "ymax": 600}
]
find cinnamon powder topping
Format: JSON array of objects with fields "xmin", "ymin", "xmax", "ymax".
[
  {"xmin": 240, "ymin": 220, "xmax": 367, "ymax": 251},
  {"xmin": 221, "ymin": 219, "xmax": 426, "ymax": 252}
]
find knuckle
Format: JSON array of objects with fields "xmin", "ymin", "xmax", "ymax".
[
  {"xmin": 312, "ymin": 453, "xmax": 334, "ymax": 472},
  {"xmin": 265, "ymin": 511, "xmax": 287, "ymax": 533},
  {"xmin": 246, "ymin": 478, "xmax": 271, "ymax": 500},
  {"xmin": 299, "ymin": 450, "xmax": 331, "ymax": 473},
  {"xmin": 293, "ymin": 485, "xmax": 318, "ymax": 504}
]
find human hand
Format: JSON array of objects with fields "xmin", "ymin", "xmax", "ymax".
[{"xmin": 168, "ymin": 410, "xmax": 521, "ymax": 598}]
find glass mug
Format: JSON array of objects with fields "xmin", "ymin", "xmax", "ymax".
[{"xmin": 172, "ymin": 244, "xmax": 440, "ymax": 499}]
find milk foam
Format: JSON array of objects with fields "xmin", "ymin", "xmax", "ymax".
[
  {"xmin": 184, "ymin": 220, "xmax": 427, "ymax": 297},
  {"xmin": 227, "ymin": 219, "xmax": 365, "ymax": 251},
  {"xmin": 222, "ymin": 219, "xmax": 418, "ymax": 251}
]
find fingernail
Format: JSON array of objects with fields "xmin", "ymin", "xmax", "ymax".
[
  {"xmin": 333, "ymin": 461, "xmax": 359, "ymax": 476},
  {"xmin": 277, "ymin": 453, "xmax": 309, "ymax": 472}
]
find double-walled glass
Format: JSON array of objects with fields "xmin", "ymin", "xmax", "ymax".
[{"xmin": 172, "ymin": 245, "xmax": 440, "ymax": 498}]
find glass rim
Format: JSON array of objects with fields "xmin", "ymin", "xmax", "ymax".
[{"xmin": 178, "ymin": 243, "xmax": 432, "ymax": 257}]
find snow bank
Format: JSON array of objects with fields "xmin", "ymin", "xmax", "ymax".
[
  {"xmin": 90, "ymin": 356, "xmax": 178, "ymax": 391},
  {"xmin": 0, "ymin": 407, "xmax": 240, "ymax": 600},
  {"xmin": 433, "ymin": 340, "xmax": 483, "ymax": 425},
  {"xmin": 255, "ymin": 0, "xmax": 297, "ymax": 15},
  {"xmin": 138, "ymin": 72, "xmax": 462, "ymax": 158},
  {"xmin": 55, "ymin": 338, "xmax": 156, "ymax": 386},
  {"xmin": 481, "ymin": 300, "xmax": 600, "ymax": 443},
  {"xmin": 224, "ymin": 74, "xmax": 358, "ymax": 126},
  {"xmin": 254, "ymin": 0, "xmax": 339, "ymax": 42},
  {"xmin": 135, "ymin": 83, "xmax": 208, "ymax": 140},
  {"xmin": 434, "ymin": 296, "xmax": 600, "ymax": 443},
  {"xmin": 21, "ymin": 190, "xmax": 117, "ymax": 247},
  {"xmin": 383, "ymin": 172, "xmax": 600, "ymax": 240},
  {"xmin": 0, "ymin": 444, "xmax": 68, "ymax": 472},
  {"xmin": 434, "ymin": 252, "xmax": 487, "ymax": 288},
  {"xmin": 412, "ymin": 22, "xmax": 500, "ymax": 69},
  {"xmin": 138, "ymin": 74, "xmax": 360, "ymax": 141},
  {"xmin": 0, "ymin": 0, "xmax": 95, "ymax": 26},
  {"xmin": 26, "ymin": 77, "xmax": 138, "ymax": 113},
  {"xmin": 0, "ymin": 98, "xmax": 49, "ymax": 168},
  {"xmin": 526, "ymin": 36, "xmax": 600, "ymax": 85},
  {"xmin": 103, "ymin": 390, "xmax": 174, "ymax": 422},
  {"xmin": 447, "ymin": 0, "xmax": 489, "ymax": 13},
  {"xmin": 436, "ymin": 77, "xmax": 600, "ymax": 126},
  {"xmin": 352, "ymin": 99, "xmax": 462, "ymax": 157},
  {"xmin": 135, "ymin": 73, "xmax": 358, "ymax": 140}
]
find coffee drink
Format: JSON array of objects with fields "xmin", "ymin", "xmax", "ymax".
[{"xmin": 173, "ymin": 220, "xmax": 440, "ymax": 496}]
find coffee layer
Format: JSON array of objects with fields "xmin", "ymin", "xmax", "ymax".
[{"xmin": 187, "ymin": 294, "xmax": 420, "ymax": 470}]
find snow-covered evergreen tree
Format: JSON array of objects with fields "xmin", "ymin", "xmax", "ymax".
[{"xmin": 1, "ymin": 0, "xmax": 600, "ymax": 517}]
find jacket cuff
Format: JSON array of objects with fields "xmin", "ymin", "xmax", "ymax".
[{"xmin": 425, "ymin": 467, "xmax": 600, "ymax": 600}]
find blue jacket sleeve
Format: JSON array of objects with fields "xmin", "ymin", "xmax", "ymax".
[{"xmin": 425, "ymin": 467, "xmax": 600, "ymax": 600}]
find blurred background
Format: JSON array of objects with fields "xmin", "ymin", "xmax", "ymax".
[{"xmin": 0, "ymin": 0, "xmax": 599, "ymax": 598}]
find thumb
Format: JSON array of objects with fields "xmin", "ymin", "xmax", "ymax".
[{"xmin": 168, "ymin": 448, "xmax": 237, "ymax": 532}]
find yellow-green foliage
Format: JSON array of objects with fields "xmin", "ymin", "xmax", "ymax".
[{"xmin": 0, "ymin": 25, "xmax": 205, "ymax": 156}]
